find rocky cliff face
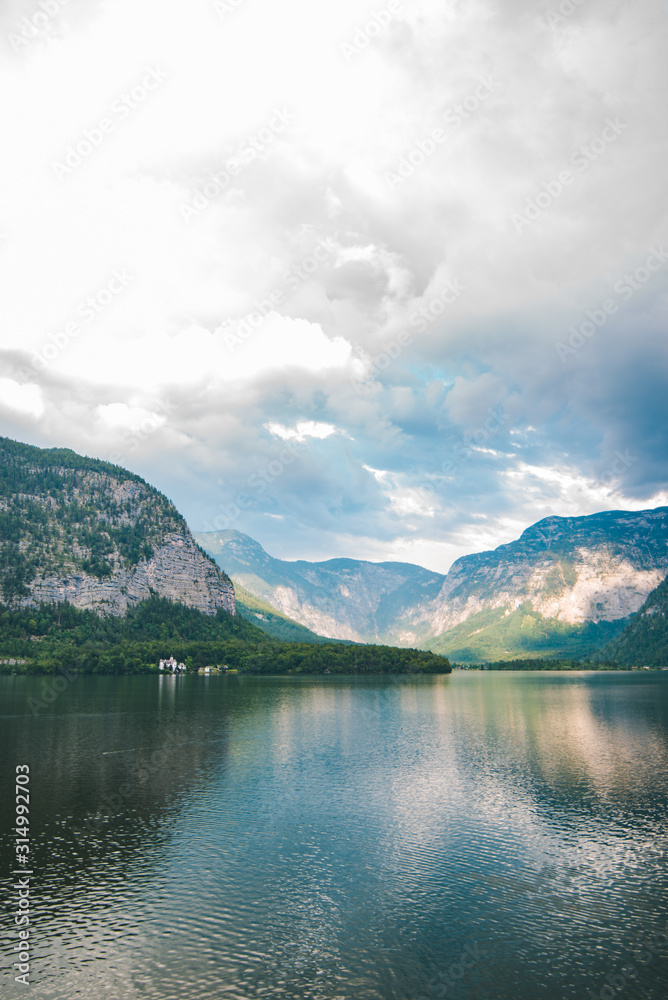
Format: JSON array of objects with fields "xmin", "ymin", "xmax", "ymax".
[
  {"xmin": 25, "ymin": 531, "xmax": 235, "ymax": 617},
  {"xmin": 0, "ymin": 437, "xmax": 235, "ymax": 617},
  {"xmin": 420, "ymin": 508, "xmax": 668, "ymax": 641},
  {"xmin": 193, "ymin": 530, "xmax": 444, "ymax": 643},
  {"xmin": 196, "ymin": 509, "xmax": 668, "ymax": 659}
]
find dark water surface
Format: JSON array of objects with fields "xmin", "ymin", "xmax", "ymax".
[{"xmin": 1, "ymin": 671, "xmax": 667, "ymax": 999}]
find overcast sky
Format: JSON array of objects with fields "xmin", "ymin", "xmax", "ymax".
[{"xmin": 1, "ymin": 0, "xmax": 667, "ymax": 573}]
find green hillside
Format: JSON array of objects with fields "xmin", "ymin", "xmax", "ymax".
[
  {"xmin": 425, "ymin": 604, "xmax": 629, "ymax": 664},
  {"xmin": 0, "ymin": 596, "xmax": 262, "ymax": 657},
  {"xmin": 601, "ymin": 574, "xmax": 668, "ymax": 666},
  {"xmin": 0, "ymin": 598, "xmax": 450, "ymax": 677}
]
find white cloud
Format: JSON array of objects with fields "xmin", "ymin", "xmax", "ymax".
[
  {"xmin": 0, "ymin": 0, "xmax": 666, "ymax": 569},
  {"xmin": 29, "ymin": 317, "xmax": 353, "ymax": 390},
  {"xmin": 266, "ymin": 420, "xmax": 339, "ymax": 442},
  {"xmin": 0, "ymin": 379, "xmax": 45, "ymax": 419},
  {"xmin": 503, "ymin": 461, "xmax": 668, "ymax": 520},
  {"xmin": 95, "ymin": 402, "xmax": 167, "ymax": 432},
  {"xmin": 362, "ymin": 464, "xmax": 389, "ymax": 483}
]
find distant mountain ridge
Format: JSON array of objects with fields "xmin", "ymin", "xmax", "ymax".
[
  {"xmin": 428, "ymin": 509, "xmax": 668, "ymax": 631},
  {"xmin": 233, "ymin": 582, "xmax": 352, "ymax": 644},
  {"xmin": 196, "ymin": 508, "xmax": 668, "ymax": 660},
  {"xmin": 422, "ymin": 508, "xmax": 668, "ymax": 659},
  {"xmin": 193, "ymin": 529, "xmax": 445, "ymax": 643},
  {"xmin": 0, "ymin": 437, "xmax": 235, "ymax": 617}
]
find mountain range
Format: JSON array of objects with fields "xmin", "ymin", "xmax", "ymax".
[
  {"xmin": 1, "ymin": 434, "xmax": 667, "ymax": 666},
  {"xmin": 194, "ymin": 528, "xmax": 444, "ymax": 643},
  {"xmin": 0, "ymin": 436, "xmax": 447, "ymax": 677},
  {"xmin": 195, "ymin": 508, "xmax": 668, "ymax": 662}
]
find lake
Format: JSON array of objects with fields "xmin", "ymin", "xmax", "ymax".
[{"xmin": 1, "ymin": 671, "xmax": 667, "ymax": 999}]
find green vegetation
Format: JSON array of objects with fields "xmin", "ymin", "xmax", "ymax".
[
  {"xmin": 453, "ymin": 657, "xmax": 624, "ymax": 671},
  {"xmin": 425, "ymin": 603, "xmax": 629, "ymax": 664},
  {"xmin": 0, "ymin": 598, "xmax": 451, "ymax": 675},
  {"xmin": 601, "ymin": 574, "xmax": 668, "ymax": 667}
]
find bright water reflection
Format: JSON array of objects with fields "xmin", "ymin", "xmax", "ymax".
[{"xmin": 1, "ymin": 671, "xmax": 667, "ymax": 999}]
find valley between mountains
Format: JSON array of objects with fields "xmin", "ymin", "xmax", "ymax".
[
  {"xmin": 1, "ymin": 435, "xmax": 667, "ymax": 667},
  {"xmin": 195, "ymin": 508, "xmax": 668, "ymax": 664}
]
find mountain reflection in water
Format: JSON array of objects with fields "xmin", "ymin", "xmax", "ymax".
[{"xmin": 1, "ymin": 671, "xmax": 667, "ymax": 1000}]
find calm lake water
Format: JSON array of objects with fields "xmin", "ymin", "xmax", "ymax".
[{"xmin": 1, "ymin": 671, "xmax": 668, "ymax": 1000}]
